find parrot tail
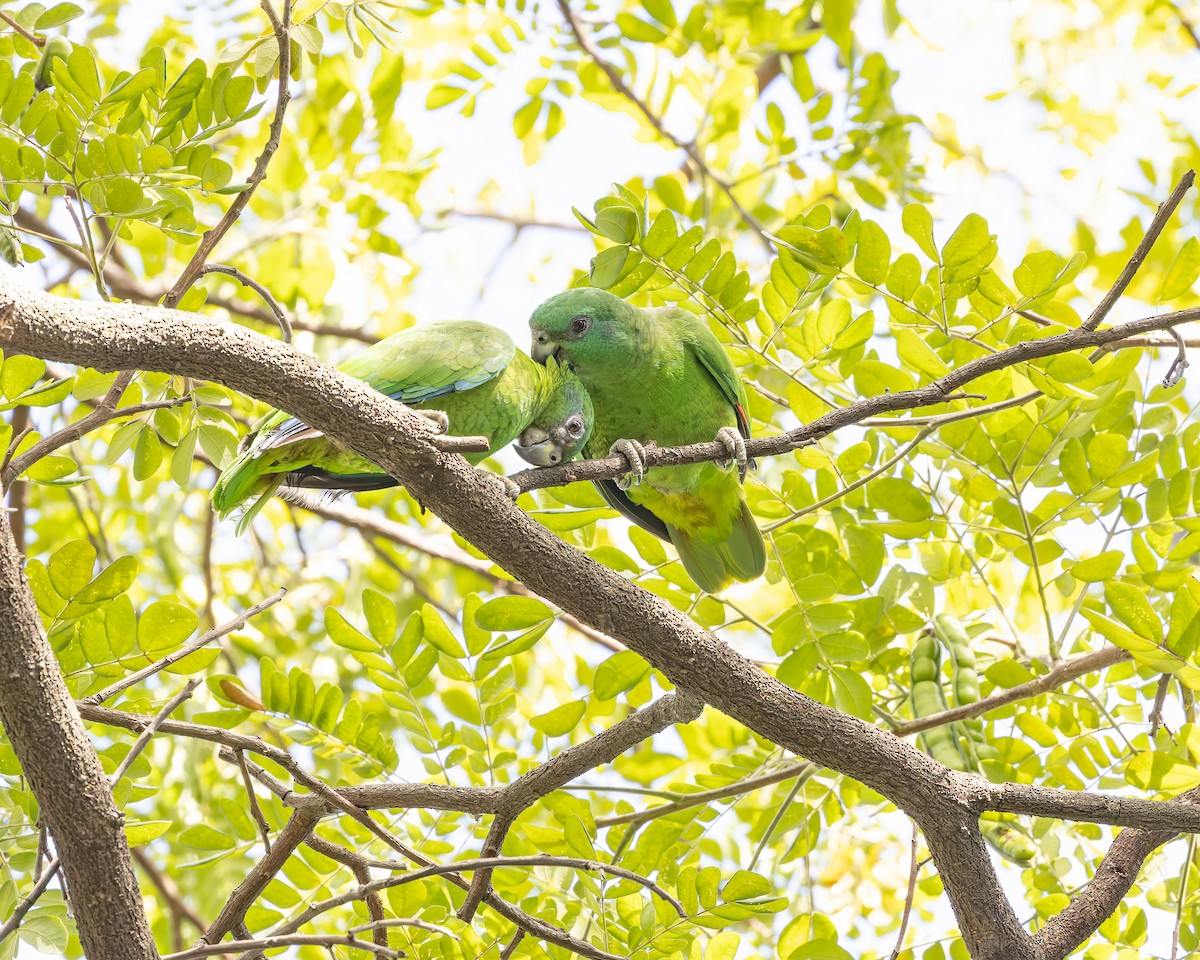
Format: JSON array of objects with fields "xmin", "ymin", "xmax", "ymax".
[{"xmin": 670, "ymin": 501, "xmax": 766, "ymax": 594}]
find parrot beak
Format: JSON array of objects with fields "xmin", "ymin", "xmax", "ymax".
[
  {"xmin": 531, "ymin": 331, "xmax": 560, "ymax": 365},
  {"xmin": 514, "ymin": 426, "xmax": 564, "ymax": 467}
]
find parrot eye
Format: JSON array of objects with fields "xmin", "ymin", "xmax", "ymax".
[
  {"xmin": 567, "ymin": 416, "xmax": 585, "ymax": 437},
  {"xmin": 569, "ymin": 315, "xmax": 592, "ymax": 337}
]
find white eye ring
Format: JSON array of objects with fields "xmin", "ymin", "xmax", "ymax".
[{"xmin": 567, "ymin": 417, "xmax": 585, "ymax": 436}]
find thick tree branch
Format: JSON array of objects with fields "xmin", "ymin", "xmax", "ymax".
[
  {"xmin": 0, "ymin": 485, "xmax": 155, "ymax": 957},
  {"xmin": 511, "ymin": 305, "xmax": 1200, "ymax": 493}
]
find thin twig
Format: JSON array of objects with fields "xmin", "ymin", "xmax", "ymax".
[
  {"xmin": 3, "ymin": 392, "xmax": 185, "ymax": 484},
  {"xmin": 1083, "ymin": 170, "xmax": 1195, "ymax": 330},
  {"xmin": 500, "ymin": 930, "xmax": 526, "ymax": 960},
  {"xmin": 163, "ymin": 932, "xmax": 402, "ymax": 960},
  {"xmin": 0, "ymin": 858, "xmax": 61, "ymax": 944},
  {"xmin": 233, "ymin": 750, "xmax": 272, "ymax": 853},
  {"xmin": 1161, "ymin": 326, "xmax": 1189, "ymax": 387},
  {"xmin": 889, "ymin": 822, "xmax": 921, "ymax": 960},
  {"xmin": 199, "ymin": 264, "xmax": 293, "ymax": 343},
  {"xmin": 109, "ymin": 680, "xmax": 200, "ymax": 785},
  {"xmin": 555, "ymin": 0, "xmax": 772, "ymax": 252},
  {"xmin": 81, "ymin": 589, "xmax": 286, "ymax": 705},
  {"xmin": 163, "ymin": 0, "xmax": 293, "ymax": 308},
  {"xmin": 1149, "ymin": 675, "xmax": 1172, "ymax": 739},
  {"xmin": 0, "ymin": 11, "xmax": 44, "ymax": 46}
]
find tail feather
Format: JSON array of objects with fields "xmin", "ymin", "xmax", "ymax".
[
  {"xmin": 284, "ymin": 468, "xmax": 397, "ymax": 492},
  {"xmin": 669, "ymin": 501, "xmax": 766, "ymax": 594}
]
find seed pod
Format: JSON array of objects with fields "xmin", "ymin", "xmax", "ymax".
[
  {"xmin": 34, "ymin": 36, "xmax": 72, "ymax": 90},
  {"xmin": 980, "ymin": 819, "xmax": 1036, "ymax": 864}
]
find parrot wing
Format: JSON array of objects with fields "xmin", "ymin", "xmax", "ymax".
[
  {"xmin": 249, "ymin": 321, "xmax": 515, "ymax": 453},
  {"xmin": 686, "ymin": 325, "xmax": 752, "ymax": 439},
  {"xmin": 595, "ymin": 477, "xmax": 671, "ymax": 541}
]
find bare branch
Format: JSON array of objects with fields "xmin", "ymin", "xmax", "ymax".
[
  {"xmin": 232, "ymin": 750, "xmax": 272, "ymax": 853},
  {"xmin": 202, "ymin": 804, "xmax": 323, "ymax": 944},
  {"xmin": 889, "ymin": 822, "xmax": 920, "ymax": 960},
  {"xmin": 459, "ymin": 690, "xmax": 704, "ymax": 920},
  {"xmin": 891, "ymin": 645, "xmax": 1131, "ymax": 736},
  {"xmin": 0, "ymin": 481, "xmax": 154, "ymax": 957},
  {"xmin": 162, "ymin": 0, "xmax": 293, "ymax": 308},
  {"xmin": 199, "ymin": 264, "xmax": 293, "ymax": 343},
  {"xmin": 0, "ymin": 856, "xmax": 61, "ymax": 946},
  {"xmin": 555, "ymin": 0, "xmax": 772, "ymax": 251},
  {"xmin": 109, "ymin": 679, "xmax": 200, "ymax": 785},
  {"xmin": 1083, "ymin": 170, "xmax": 1195, "ymax": 330},
  {"xmin": 511, "ymin": 305, "xmax": 1200, "ymax": 493},
  {"xmin": 166, "ymin": 932, "xmax": 403, "ymax": 960},
  {"xmin": 81, "ymin": 589, "xmax": 286, "ymax": 705},
  {"xmin": 132, "ymin": 849, "xmax": 206, "ymax": 943},
  {"xmin": 1, "ymin": 369, "xmax": 141, "ymax": 485},
  {"xmin": 595, "ymin": 760, "xmax": 811, "ymax": 828},
  {"xmin": 0, "ymin": 11, "xmax": 44, "ymax": 46}
]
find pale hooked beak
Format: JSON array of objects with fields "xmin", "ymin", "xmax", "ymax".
[
  {"xmin": 530, "ymin": 332, "xmax": 560, "ymax": 365},
  {"xmin": 514, "ymin": 426, "xmax": 564, "ymax": 467}
]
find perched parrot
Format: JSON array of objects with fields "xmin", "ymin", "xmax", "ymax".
[
  {"xmin": 211, "ymin": 320, "xmax": 593, "ymax": 531},
  {"xmin": 529, "ymin": 288, "xmax": 765, "ymax": 593}
]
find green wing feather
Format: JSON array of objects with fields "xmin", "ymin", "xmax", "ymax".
[
  {"xmin": 684, "ymin": 321, "xmax": 752, "ymax": 439},
  {"xmin": 211, "ymin": 322, "xmax": 515, "ymax": 522}
]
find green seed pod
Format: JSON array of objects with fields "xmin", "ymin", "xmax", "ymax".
[
  {"xmin": 0, "ymin": 224, "xmax": 22, "ymax": 267},
  {"xmin": 34, "ymin": 36, "xmax": 72, "ymax": 90},
  {"xmin": 980, "ymin": 820, "xmax": 1036, "ymax": 864}
]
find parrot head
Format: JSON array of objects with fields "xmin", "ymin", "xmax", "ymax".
[
  {"xmin": 513, "ymin": 358, "xmax": 594, "ymax": 467},
  {"xmin": 528, "ymin": 288, "xmax": 645, "ymax": 376}
]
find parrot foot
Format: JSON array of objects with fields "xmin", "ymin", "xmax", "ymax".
[
  {"xmin": 610, "ymin": 438, "xmax": 648, "ymax": 491},
  {"xmin": 420, "ymin": 409, "xmax": 450, "ymax": 434},
  {"xmin": 715, "ymin": 426, "xmax": 751, "ymax": 481},
  {"xmin": 479, "ymin": 469, "xmax": 521, "ymax": 502}
]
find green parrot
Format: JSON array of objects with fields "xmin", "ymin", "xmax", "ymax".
[
  {"xmin": 528, "ymin": 288, "xmax": 765, "ymax": 593},
  {"xmin": 211, "ymin": 320, "xmax": 593, "ymax": 531}
]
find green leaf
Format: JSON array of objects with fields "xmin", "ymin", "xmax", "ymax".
[
  {"xmin": 124, "ymin": 820, "xmax": 172, "ymax": 846},
  {"xmin": 1, "ymin": 355, "xmax": 45, "ymax": 399},
  {"xmin": 179, "ymin": 824, "xmax": 235, "ymax": 850},
  {"xmin": 1070, "ymin": 551, "xmax": 1122, "ymax": 583},
  {"xmin": 48, "ymin": 540, "xmax": 96, "ymax": 599},
  {"xmin": 869, "ymin": 478, "xmax": 933, "ymax": 521},
  {"xmin": 362, "ymin": 589, "xmax": 396, "ymax": 644},
  {"xmin": 76, "ymin": 555, "xmax": 137, "ymax": 603},
  {"xmin": 420, "ymin": 604, "xmax": 465, "ymax": 657},
  {"xmin": 1159, "ymin": 236, "xmax": 1200, "ymax": 302},
  {"xmin": 326, "ymin": 608, "xmax": 380, "ymax": 651},
  {"xmin": 940, "ymin": 213, "xmax": 992, "ymax": 268},
  {"xmin": 1105, "ymin": 582, "xmax": 1163, "ymax": 642},
  {"xmin": 475, "ymin": 596, "xmax": 553, "ymax": 632},
  {"xmin": 35, "ymin": 3, "xmax": 83, "ymax": 28},
  {"xmin": 593, "ymin": 650, "xmax": 650, "ymax": 699},
  {"xmin": 616, "ymin": 12, "xmax": 667, "ymax": 41},
  {"xmin": 530, "ymin": 700, "xmax": 586, "ymax": 736},
  {"xmin": 133, "ymin": 426, "xmax": 162, "ymax": 481},
  {"xmin": 138, "ymin": 600, "xmax": 199, "ymax": 653},
  {"xmin": 722, "ymin": 870, "xmax": 771, "ymax": 901},
  {"xmin": 853, "ymin": 220, "xmax": 890, "ymax": 285},
  {"xmin": 901, "ymin": 204, "xmax": 938, "ymax": 261}
]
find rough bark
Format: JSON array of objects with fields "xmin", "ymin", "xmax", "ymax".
[{"xmin": 0, "ymin": 491, "xmax": 156, "ymax": 958}]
